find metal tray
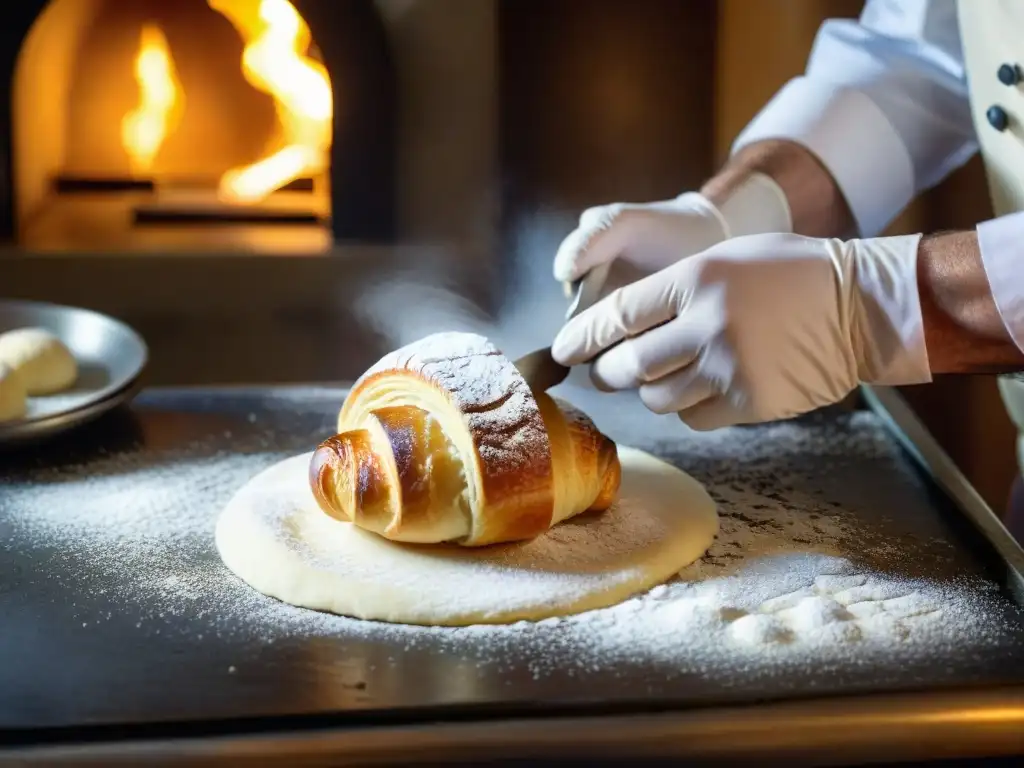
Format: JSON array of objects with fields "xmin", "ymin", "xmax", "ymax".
[
  {"xmin": 0, "ymin": 382, "xmax": 1022, "ymax": 766},
  {"xmin": 0, "ymin": 300, "xmax": 148, "ymax": 445}
]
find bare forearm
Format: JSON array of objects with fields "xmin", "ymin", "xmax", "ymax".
[
  {"xmin": 700, "ymin": 139, "xmax": 857, "ymax": 239},
  {"xmin": 917, "ymin": 231, "xmax": 1024, "ymax": 374}
]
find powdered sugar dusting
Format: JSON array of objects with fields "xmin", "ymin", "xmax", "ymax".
[
  {"xmin": 362, "ymin": 332, "xmax": 528, "ymax": 423},
  {"xmin": 357, "ymin": 331, "xmax": 550, "ymax": 515},
  {"xmin": 2, "ymin": 386, "xmax": 1023, "ymax": 700}
]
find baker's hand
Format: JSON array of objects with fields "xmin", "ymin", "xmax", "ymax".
[
  {"xmin": 552, "ymin": 174, "xmax": 793, "ymax": 297},
  {"xmin": 552, "ymin": 233, "xmax": 932, "ymax": 430}
]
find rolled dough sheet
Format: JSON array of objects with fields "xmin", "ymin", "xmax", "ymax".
[{"xmin": 215, "ymin": 446, "xmax": 719, "ymax": 626}]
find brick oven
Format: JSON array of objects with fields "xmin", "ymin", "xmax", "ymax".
[{"xmin": 1, "ymin": 0, "xmax": 398, "ymax": 253}]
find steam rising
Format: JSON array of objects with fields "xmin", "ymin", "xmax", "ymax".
[{"xmin": 351, "ymin": 210, "xmax": 577, "ymax": 361}]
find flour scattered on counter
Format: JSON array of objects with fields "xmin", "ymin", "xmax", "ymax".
[{"xmin": 2, "ymin": 402, "xmax": 1021, "ymax": 685}]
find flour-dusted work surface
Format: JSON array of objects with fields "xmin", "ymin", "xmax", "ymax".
[{"xmin": 0, "ymin": 385, "xmax": 1023, "ymax": 733}]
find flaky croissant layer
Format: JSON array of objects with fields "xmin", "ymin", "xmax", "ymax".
[
  {"xmin": 310, "ymin": 404, "xmax": 477, "ymax": 544},
  {"xmin": 309, "ymin": 332, "xmax": 621, "ymax": 547}
]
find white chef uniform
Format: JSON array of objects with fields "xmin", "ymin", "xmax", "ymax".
[{"xmin": 729, "ymin": 0, "xmax": 1024, "ymax": 470}]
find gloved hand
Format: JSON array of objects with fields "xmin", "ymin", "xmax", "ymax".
[
  {"xmin": 552, "ymin": 173, "xmax": 793, "ymax": 298},
  {"xmin": 552, "ymin": 232, "xmax": 932, "ymax": 431}
]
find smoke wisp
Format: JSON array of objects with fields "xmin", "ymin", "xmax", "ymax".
[{"xmin": 351, "ymin": 208, "xmax": 577, "ymax": 361}]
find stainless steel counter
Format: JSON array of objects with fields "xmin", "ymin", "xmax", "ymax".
[{"xmin": 1, "ymin": 383, "xmax": 1022, "ymax": 765}]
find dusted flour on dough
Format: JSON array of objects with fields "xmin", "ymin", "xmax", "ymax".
[{"xmin": 215, "ymin": 446, "xmax": 718, "ymax": 625}]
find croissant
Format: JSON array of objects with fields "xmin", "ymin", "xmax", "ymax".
[{"xmin": 309, "ymin": 332, "xmax": 621, "ymax": 546}]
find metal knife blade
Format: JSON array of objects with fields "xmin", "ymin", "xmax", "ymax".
[
  {"xmin": 512, "ymin": 346, "xmax": 570, "ymax": 393},
  {"xmin": 514, "ymin": 265, "xmax": 609, "ymax": 392},
  {"xmin": 563, "ymin": 262, "xmax": 611, "ymax": 322}
]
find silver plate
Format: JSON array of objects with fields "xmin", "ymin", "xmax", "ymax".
[{"xmin": 0, "ymin": 300, "xmax": 148, "ymax": 445}]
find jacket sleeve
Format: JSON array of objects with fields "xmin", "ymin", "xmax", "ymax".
[
  {"xmin": 977, "ymin": 212, "xmax": 1024, "ymax": 354},
  {"xmin": 731, "ymin": 0, "xmax": 976, "ymax": 238}
]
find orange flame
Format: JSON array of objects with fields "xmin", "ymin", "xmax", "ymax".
[
  {"xmin": 121, "ymin": 24, "xmax": 183, "ymax": 174},
  {"xmin": 208, "ymin": 0, "xmax": 333, "ymax": 203}
]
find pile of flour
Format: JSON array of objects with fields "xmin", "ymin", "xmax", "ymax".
[{"xmin": 2, "ymin": 397, "xmax": 1020, "ymax": 682}]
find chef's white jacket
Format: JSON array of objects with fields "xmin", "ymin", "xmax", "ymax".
[{"xmin": 733, "ymin": 0, "xmax": 1024, "ymax": 353}]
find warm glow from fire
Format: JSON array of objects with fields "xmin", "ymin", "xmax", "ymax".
[
  {"xmin": 208, "ymin": 0, "xmax": 333, "ymax": 203},
  {"xmin": 121, "ymin": 24, "xmax": 183, "ymax": 175}
]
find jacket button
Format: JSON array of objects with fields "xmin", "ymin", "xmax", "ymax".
[
  {"xmin": 998, "ymin": 63, "xmax": 1022, "ymax": 86},
  {"xmin": 988, "ymin": 105, "xmax": 1010, "ymax": 131}
]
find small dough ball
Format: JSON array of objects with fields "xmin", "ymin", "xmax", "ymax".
[
  {"xmin": 0, "ymin": 363, "xmax": 27, "ymax": 423},
  {"xmin": 0, "ymin": 327, "xmax": 78, "ymax": 395}
]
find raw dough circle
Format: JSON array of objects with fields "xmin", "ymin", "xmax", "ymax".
[
  {"xmin": 216, "ymin": 446, "xmax": 719, "ymax": 626},
  {"xmin": 0, "ymin": 328, "xmax": 77, "ymax": 395},
  {"xmin": 0, "ymin": 364, "xmax": 27, "ymax": 423}
]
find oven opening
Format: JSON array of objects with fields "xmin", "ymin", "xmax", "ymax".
[{"xmin": 14, "ymin": 0, "xmax": 337, "ymax": 254}]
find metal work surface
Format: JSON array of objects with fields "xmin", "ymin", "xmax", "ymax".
[{"xmin": 1, "ymin": 383, "xmax": 1023, "ymax": 760}]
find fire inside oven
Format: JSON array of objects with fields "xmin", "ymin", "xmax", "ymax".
[{"xmin": 13, "ymin": 0, "xmax": 342, "ymax": 254}]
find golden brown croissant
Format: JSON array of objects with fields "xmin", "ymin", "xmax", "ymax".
[{"xmin": 309, "ymin": 332, "xmax": 621, "ymax": 546}]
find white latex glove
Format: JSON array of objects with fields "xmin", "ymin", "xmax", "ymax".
[
  {"xmin": 551, "ymin": 232, "xmax": 932, "ymax": 431},
  {"xmin": 552, "ymin": 173, "xmax": 793, "ymax": 296}
]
